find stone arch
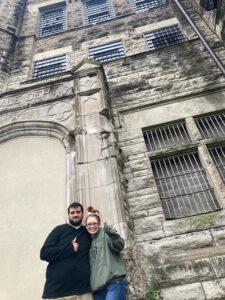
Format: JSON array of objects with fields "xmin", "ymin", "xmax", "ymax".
[{"xmin": 0, "ymin": 120, "xmax": 71, "ymax": 149}]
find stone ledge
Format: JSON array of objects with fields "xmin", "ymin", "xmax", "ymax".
[{"xmin": 160, "ymin": 282, "xmax": 205, "ymax": 300}]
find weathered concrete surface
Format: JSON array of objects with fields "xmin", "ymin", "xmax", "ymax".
[{"xmin": 1, "ymin": 0, "xmax": 225, "ymax": 299}]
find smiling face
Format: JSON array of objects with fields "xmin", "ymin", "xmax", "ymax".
[{"xmin": 86, "ymin": 215, "xmax": 100, "ymax": 236}]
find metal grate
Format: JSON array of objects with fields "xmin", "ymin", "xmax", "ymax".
[
  {"xmin": 130, "ymin": 0, "xmax": 166, "ymax": 12},
  {"xmin": 39, "ymin": 5, "xmax": 66, "ymax": 37},
  {"xmin": 195, "ymin": 112, "xmax": 225, "ymax": 139},
  {"xmin": 33, "ymin": 55, "xmax": 66, "ymax": 79},
  {"xmin": 89, "ymin": 40, "xmax": 125, "ymax": 62},
  {"xmin": 151, "ymin": 152, "xmax": 220, "ymax": 219},
  {"xmin": 209, "ymin": 145, "xmax": 225, "ymax": 183},
  {"xmin": 143, "ymin": 121, "xmax": 190, "ymax": 152},
  {"xmin": 83, "ymin": 0, "xmax": 114, "ymax": 25},
  {"xmin": 145, "ymin": 24, "xmax": 186, "ymax": 51}
]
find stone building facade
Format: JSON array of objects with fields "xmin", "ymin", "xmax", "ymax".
[{"xmin": 1, "ymin": 0, "xmax": 225, "ymax": 299}]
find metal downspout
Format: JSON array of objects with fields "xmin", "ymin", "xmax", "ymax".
[{"xmin": 174, "ymin": 0, "xmax": 225, "ymax": 76}]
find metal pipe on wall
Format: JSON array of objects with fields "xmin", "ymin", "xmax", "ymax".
[{"xmin": 173, "ymin": 0, "xmax": 225, "ymax": 76}]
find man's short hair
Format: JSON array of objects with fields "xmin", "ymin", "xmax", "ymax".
[{"xmin": 67, "ymin": 202, "xmax": 84, "ymax": 214}]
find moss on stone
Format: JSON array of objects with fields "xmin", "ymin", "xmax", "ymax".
[
  {"xmin": 186, "ymin": 212, "xmax": 218, "ymax": 230},
  {"xmin": 146, "ymin": 286, "xmax": 161, "ymax": 300},
  {"xmin": 178, "ymin": 213, "xmax": 220, "ymax": 229}
]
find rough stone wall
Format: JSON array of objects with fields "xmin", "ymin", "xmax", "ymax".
[
  {"xmin": 116, "ymin": 93, "xmax": 225, "ymax": 299},
  {"xmin": 6, "ymin": 0, "xmax": 225, "ymax": 92},
  {"xmin": 193, "ymin": 0, "xmax": 225, "ymax": 41},
  {"xmin": 0, "ymin": 0, "xmax": 26, "ymax": 92},
  {"xmin": 1, "ymin": 0, "xmax": 225, "ymax": 299},
  {"xmin": 105, "ymin": 1, "xmax": 225, "ymax": 299}
]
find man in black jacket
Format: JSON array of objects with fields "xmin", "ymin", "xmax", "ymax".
[{"xmin": 40, "ymin": 202, "xmax": 93, "ymax": 300}]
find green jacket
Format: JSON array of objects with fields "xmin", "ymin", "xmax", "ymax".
[{"xmin": 89, "ymin": 224, "xmax": 126, "ymax": 292}]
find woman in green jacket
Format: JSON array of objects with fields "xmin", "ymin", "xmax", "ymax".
[{"xmin": 85, "ymin": 207, "xmax": 126, "ymax": 300}]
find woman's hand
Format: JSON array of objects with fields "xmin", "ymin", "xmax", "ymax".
[
  {"xmin": 104, "ymin": 223, "xmax": 119, "ymax": 237},
  {"xmin": 104, "ymin": 223, "xmax": 125, "ymax": 252}
]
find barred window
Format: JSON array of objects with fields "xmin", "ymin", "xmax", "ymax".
[
  {"xmin": 209, "ymin": 146, "xmax": 225, "ymax": 183},
  {"xmin": 130, "ymin": 0, "xmax": 166, "ymax": 12},
  {"xmin": 145, "ymin": 24, "xmax": 186, "ymax": 51},
  {"xmin": 33, "ymin": 55, "xmax": 66, "ymax": 79},
  {"xmin": 151, "ymin": 153, "xmax": 220, "ymax": 219},
  {"xmin": 83, "ymin": 0, "xmax": 114, "ymax": 25},
  {"xmin": 143, "ymin": 121, "xmax": 190, "ymax": 152},
  {"xmin": 89, "ymin": 40, "xmax": 125, "ymax": 62},
  {"xmin": 195, "ymin": 112, "xmax": 225, "ymax": 139},
  {"xmin": 39, "ymin": 5, "xmax": 66, "ymax": 37}
]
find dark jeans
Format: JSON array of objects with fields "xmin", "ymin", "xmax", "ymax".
[{"xmin": 93, "ymin": 277, "xmax": 126, "ymax": 300}]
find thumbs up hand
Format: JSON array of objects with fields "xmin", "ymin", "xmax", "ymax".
[{"xmin": 72, "ymin": 237, "xmax": 79, "ymax": 253}]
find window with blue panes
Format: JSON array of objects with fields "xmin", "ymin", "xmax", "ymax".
[
  {"xmin": 145, "ymin": 24, "xmax": 186, "ymax": 51},
  {"xmin": 83, "ymin": 0, "xmax": 114, "ymax": 25},
  {"xmin": 89, "ymin": 40, "xmax": 125, "ymax": 62},
  {"xmin": 33, "ymin": 55, "xmax": 66, "ymax": 79},
  {"xmin": 130, "ymin": 0, "xmax": 166, "ymax": 12},
  {"xmin": 39, "ymin": 4, "xmax": 66, "ymax": 37}
]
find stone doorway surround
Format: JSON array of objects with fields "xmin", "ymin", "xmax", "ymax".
[{"xmin": 0, "ymin": 58, "xmax": 127, "ymax": 235}]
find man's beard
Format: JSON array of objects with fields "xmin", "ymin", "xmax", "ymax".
[{"xmin": 69, "ymin": 219, "xmax": 82, "ymax": 226}]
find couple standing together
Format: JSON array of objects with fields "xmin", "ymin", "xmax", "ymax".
[{"xmin": 40, "ymin": 202, "xmax": 126, "ymax": 300}]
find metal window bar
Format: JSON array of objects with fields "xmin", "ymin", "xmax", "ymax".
[
  {"xmin": 130, "ymin": 0, "xmax": 166, "ymax": 12},
  {"xmin": 89, "ymin": 41, "xmax": 125, "ymax": 62},
  {"xmin": 39, "ymin": 5, "xmax": 66, "ymax": 37},
  {"xmin": 151, "ymin": 152, "xmax": 220, "ymax": 219},
  {"xmin": 83, "ymin": 0, "xmax": 114, "ymax": 25},
  {"xmin": 145, "ymin": 24, "xmax": 186, "ymax": 51},
  {"xmin": 143, "ymin": 121, "xmax": 190, "ymax": 151},
  {"xmin": 195, "ymin": 112, "xmax": 225, "ymax": 139},
  {"xmin": 33, "ymin": 55, "xmax": 66, "ymax": 79},
  {"xmin": 209, "ymin": 145, "xmax": 225, "ymax": 183}
]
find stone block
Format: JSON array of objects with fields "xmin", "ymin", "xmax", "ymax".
[
  {"xmin": 122, "ymin": 143, "xmax": 146, "ymax": 155},
  {"xmin": 211, "ymin": 256, "xmax": 225, "ymax": 278},
  {"xmin": 210, "ymin": 227, "xmax": 225, "ymax": 246},
  {"xmin": 78, "ymin": 74, "xmax": 99, "ymax": 93},
  {"xmin": 164, "ymin": 212, "xmax": 225, "ymax": 237},
  {"xmin": 148, "ymin": 206, "xmax": 164, "ymax": 216},
  {"xmin": 76, "ymin": 133, "xmax": 104, "ymax": 162},
  {"xmin": 132, "ymin": 169, "xmax": 152, "ymax": 178},
  {"xmin": 155, "ymin": 259, "xmax": 215, "ymax": 287},
  {"xmin": 77, "ymin": 160, "xmax": 118, "ymax": 189},
  {"xmin": 142, "ymin": 231, "xmax": 214, "ymax": 263},
  {"xmin": 82, "ymin": 114, "xmax": 102, "ymax": 134},
  {"xmin": 128, "ymin": 153, "xmax": 146, "ymax": 161},
  {"xmin": 127, "ymin": 176, "xmax": 152, "ymax": 192},
  {"xmin": 130, "ymin": 209, "xmax": 148, "ymax": 219},
  {"xmin": 127, "ymin": 187, "xmax": 153, "ymax": 198},
  {"xmin": 134, "ymin": 230, "xmax": 165, "ymax": 243},
  {"xmin": 125, "ymin": 137, "xmax": 145, "ymax": 146},
  {"xmin": 128, "ymin": 158, "xmax": 151, "ymax": 172},
  {"xmin": 161, "ymin": 283, "xmax": 205, "ymax": 300},
  {"xmin": 123, "ymin": 172, "xmax": 133, "ymax": 180},
  {"xmin": 117, "ymin": 129, "xmax": 143, "ymax": 142},
  {"xmin": 202, "ymin": 278, "xmax": 225, "ymax": 299},
  {"xmin": 79, "ymin": 92, "xmax": 102, "ymax": 116},
  {"xmin": 127, "ymin": 193, "xmax": 160, "ymax": 211},
  {"xmin": 134, "ymin": 215, "xmax": 163, "ymax": 235}
]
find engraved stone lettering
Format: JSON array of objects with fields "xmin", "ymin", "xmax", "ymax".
[{"xmin": 0, "ymin": 82, "xmax": 74, "ymax": 112}]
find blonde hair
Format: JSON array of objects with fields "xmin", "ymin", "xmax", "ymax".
[{"xmin": 85, "ymin": 206, "xmax": 101, "ymax": 225}]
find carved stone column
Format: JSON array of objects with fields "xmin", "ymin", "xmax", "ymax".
[{"xmin": 72, "ymin": 59, "xmax": 127, "ymax": 236}]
